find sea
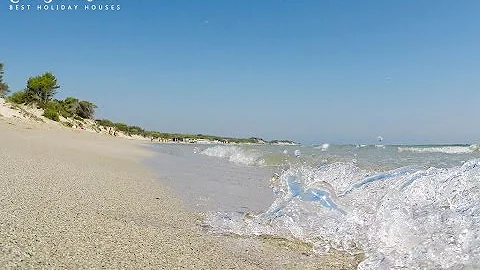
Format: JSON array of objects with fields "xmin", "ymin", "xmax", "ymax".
[{"xmin": 146, "ymin": 142, "xmax": 480, "ymax": 269}]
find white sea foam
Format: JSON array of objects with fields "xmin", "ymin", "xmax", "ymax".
[
  {"xmin": 314, "ymin": 143, "xmax": 330, "ymax": 151},
  {"xmin": 398, "ymin": 146, "xmax": 473, "ymax": 154},
  {"xmin": 470, "ymin": 144, "xmax": 479, "ymax": 151},
  {"xmin": 205, "ymin": 159, "xmax": 480, "ymax": 269},
  {"xmin": 201, "ymin": 145, "xmax": 265, "ymax": 166}
]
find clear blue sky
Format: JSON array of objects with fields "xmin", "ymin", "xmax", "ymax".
[{"xmin": 1, "ymin": 0, "xmax": 479, "ymax": 144}]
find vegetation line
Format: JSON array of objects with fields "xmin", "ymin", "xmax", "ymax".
[{"xmin": 0, "ymin": 62, "xmax": 296, "ymax": 144}]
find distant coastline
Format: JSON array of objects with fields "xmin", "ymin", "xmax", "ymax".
[
  {"xmin": 95, "ymin": 119, "xmax": 298, "ymax": 145},
  {"xmin": 0, "ymin": 63, "xmax": 298, "ymax": 146},
  {"xmin": 1, "ymin": 96, "xmax": 298, "ymax": 146}
]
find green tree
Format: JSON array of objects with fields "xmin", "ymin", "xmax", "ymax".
[
  {"xmin": 45, "ymin": 99, "xmax": 72, "ymax": 118},
  {"xmin": 95, "ymin": 118, "xmax": 114, "ymax": 127},
  {"xmin": 114, "ymin": 122, "xmax": 129, "ymax": 132},
  {"xmin": 0, "ymin": 63, "xmax": 9, "ymax": 97},
  {"xmin": 25, "ymin": 72, "xmax": 59, "ymax": 107},
  {"xmin": 62, "ymin": 97, "xmax": 96, "ymax": 119},
  {"xmin": 77, "ymin": 100, "xmax": 97, "ymax": 119},
  {"xmin": 63, "ymin": 97, "xmax": 80, "ymax": 115}
]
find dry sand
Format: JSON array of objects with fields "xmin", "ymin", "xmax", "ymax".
[{"xmin": 0, "ymin": 116, "xmax": 361, "ymax": 269}]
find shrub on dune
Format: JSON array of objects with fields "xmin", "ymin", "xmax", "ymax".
[
  {"xmin": 6, "ymin": 90, "xmax": 27, "ymax": 104},
  {"xmin": 43, "ymin": 107, "xmax": 60, "ymax": 122}
]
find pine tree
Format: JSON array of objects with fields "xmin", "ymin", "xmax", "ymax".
[{"xmin": 0, "ymin": 63, "xmax": 9, "ymax": 97}]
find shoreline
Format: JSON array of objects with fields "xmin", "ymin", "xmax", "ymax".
[{"xmin": 0, "ymin": 117, "xmax": 361, "ymax": 269}]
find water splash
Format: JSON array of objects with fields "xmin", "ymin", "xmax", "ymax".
[
  {"xmin": 314, "ymin": 143, "xmax": 330, "ymax": 151},
  {"xmin": 201, "ymin": 145, "xmax": 265, "ymax": 166},
  {"xmin": 204, "ymin": 159, "xmax": 480, "ymax": 269}
]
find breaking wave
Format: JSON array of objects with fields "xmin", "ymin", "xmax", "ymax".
[
  {"xmin": 204, "ymin": 159, "xmax": 480, "ymax": 269},
  {"xmin": 313, "ymin": 143, "xmax": 330, "ymax": 151},
  {"xmin": 398, "ymin": 145, "xmax": 475, "ymax": 154},
  {"xmin": 201, "ymin": 145, "xmax": 266, "ymax": 166}
]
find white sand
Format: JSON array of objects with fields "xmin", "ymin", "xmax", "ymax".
[
  {"xmin": 0, "ymin": 110, "xmax": 361, "ymax": 269},
  {"xmin": 0, "ymin": 98, "xmax": 22, "ymax": 118}
]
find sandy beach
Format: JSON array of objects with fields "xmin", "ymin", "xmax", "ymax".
[{"xmin": 0, "ymin": 116, "xmax": 361, "ymax": 269}]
